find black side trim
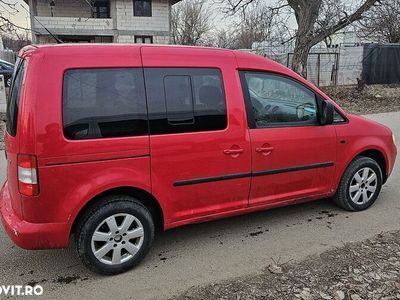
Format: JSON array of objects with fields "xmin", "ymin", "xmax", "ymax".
[
  {"xmin": 173, "ymin": 162, "xmax": 334, "ymax": 187},
  {"xmin": 252, "ymin": 162, "xmax": 334, "ymax": 177},
  {"xmin": 44, "ymin": 154, "xmax": 150, "ymax": 166},
  {"xmin": 173, "ymin": 172, "xmax": 251, "ymax": 187}
]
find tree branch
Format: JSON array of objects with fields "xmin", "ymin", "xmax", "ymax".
[{"xmin": 311, "ymin": 0, "xmax": 379, "ymax": 44}]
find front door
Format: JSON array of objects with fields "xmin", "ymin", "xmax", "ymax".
[
  {"xmin": 142, "ymin": 47, "xmax": 251, "ymax": 225},
  {"xmin": 240, "ymin": 71, "xmax": 337, "ymax": 206}
]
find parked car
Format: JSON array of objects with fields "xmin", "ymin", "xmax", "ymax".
[
  {"xmin": 0, "ymin": 59, "xmax": 14, "ymax": 87},
  {"xmin": 0, "ymin": 44, "xmax": 397, "ymax": 275}
]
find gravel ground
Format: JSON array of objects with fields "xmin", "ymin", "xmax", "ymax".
[{"xmin": 174, "ymin": 231, "xmax": 400, "ymax": 300}]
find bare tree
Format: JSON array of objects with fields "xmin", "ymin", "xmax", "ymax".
[
  {"xmin": 232, "ymin": 2, "xmax": 286, "ymax": 49},
  {"xmin": 204, "ymin": 28, "xmax": 236, "ymax": 48},
  {"xmin": 218, "ymin": 0, "xmax": 379, "ymax": 77},
  {"xmin": 358, "ymin": 0, "xmax": 400, "ymax": 43},
  {"xmin": 171, "ymin": 0, "xmax": 213, "ymax": 46}
]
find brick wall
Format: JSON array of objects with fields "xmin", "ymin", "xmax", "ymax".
[
  {"xmin": 34, "ymin": 16, "xmax": 113, "ymax": 31},
  {"xmin": 36, "ymin": 0, "xmax": 92, "ymax": 18},
  {"xmin": 32, "ymin": 0, "xmax": 172, "ymax": 44},
  {"xmin": 115, "ymin": 0, "xmax": 170, "ymax": 32}
]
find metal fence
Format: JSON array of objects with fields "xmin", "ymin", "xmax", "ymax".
[{"xmin": 287, "ymin": 51, "xmax": 339, "ymax": 86}]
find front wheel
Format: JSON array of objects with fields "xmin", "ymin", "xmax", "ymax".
[
  {"xmin": 334, "ymin": 156, "xmax": 383, "ymax": 211},
  {"xmin": 76, "ymin": 196, "xmax": 155, "ymax": 275}
]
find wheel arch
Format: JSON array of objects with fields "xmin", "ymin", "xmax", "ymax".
[
  {"xmin": 353, "ymin": 148, "xmax": 388, "ymax": 183},
  {"xmin": 70, "ymin": 186, "xmax": 165, "ymax": 236}
]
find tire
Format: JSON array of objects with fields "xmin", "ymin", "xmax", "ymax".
[
  {"xmin": 76, "ymin": 195, "xmax": 155, "ymax": 275},
  {"xmin": 333, "ymin": 156, "xmax": 383, "ymax": 211}
]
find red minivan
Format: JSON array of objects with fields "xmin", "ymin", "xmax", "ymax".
[{"xmin": 0, "ymin": 44, "xmax": 397, "ymax": 274}]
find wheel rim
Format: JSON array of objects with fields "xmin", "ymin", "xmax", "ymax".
[
  {"xmin": 349, "ymin": 167, "xmax": 377, "ymax": 205},
  {"xmin": 91, "ymin": 213, "xmax": 144, "ymax": 265}
]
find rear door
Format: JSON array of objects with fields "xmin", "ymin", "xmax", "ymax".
[
  {"xmin": 240, "ymin": 71, "xmax": 337, "ymax": 206},
  {"xmin": 142, "ymin": 47, "xmax": 251, "ymax": 225}
]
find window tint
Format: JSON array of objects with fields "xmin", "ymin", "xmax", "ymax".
[
  {"xmin": 6, "ymin": 58, "xmax": 25, "ymax": 137},
  {"xmin": 145, "ymin": 68, "xmax": 227, "ymax": 134},
  {"xmin": 243, "ymin": 72, "xmax": 318, "ymax": 127},
  {"xmin": 134, "ymin": 0, "xmax": 152, "ymax": 16},
  {"xmin": 164, "ymin": 76, "xmax": 194, "ymax": 124},
  {"xmin": 63, "ymin": 68, "xmax": 148, "ymax": 140}
]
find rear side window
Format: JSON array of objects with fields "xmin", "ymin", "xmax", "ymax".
[
  {"xmin": 63, "ymin": 68, "xmax": 148, "ymax": 140},
  {"xmin": 6, "ymin": 59, "xmax": 25, "ymax": 137},
  {"xmin": 144, "ymin": 68, "xmax": 227, "ymax": 134}
]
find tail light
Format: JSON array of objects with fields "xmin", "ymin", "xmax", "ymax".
[{"xmin": 17, "ymin": 154, "xmax": 39, "ymax": 196}]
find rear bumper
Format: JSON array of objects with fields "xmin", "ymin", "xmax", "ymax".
[{"xmin": 0, "ymin": 181, "xmax": 70, "ymax": 250}]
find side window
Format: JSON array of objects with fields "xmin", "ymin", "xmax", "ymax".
[
  {"xmin": 242, "ymin": 72, "xmax": 318, "ymax": 127},
  {"xmin": 164, "ymin": 75, "xmax": 194, "ymax": 124},
  {"xmin": 145, "ymin": 68, "xmax": 227, "ymax": 134},
  {"xmin": 63, "ymin": 68, "xmax": 148, "ymax": 140},
  {"xmin": 334, "ymin": 109, "xmax": 346, "ymax": 123},
  {"xmin": 6, "ymin": 59, "xmax": 25, "ymax": 137}
]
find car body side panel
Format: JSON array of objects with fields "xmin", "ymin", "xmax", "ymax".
[
  {"xmin": 19, "ymin": 46, "xmax": 151, "ymax": 224},
  {"xmin": 333, "ymin": 114, "xmax": 397, "ymax": 189},
  {"xmin": 141, "ymin": 46, "xmax": 252, "ymax": 224}
]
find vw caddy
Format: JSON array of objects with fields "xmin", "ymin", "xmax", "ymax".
[{"xmin": 0, "ymin": 44, "xmax": 397, "ymax": 274}]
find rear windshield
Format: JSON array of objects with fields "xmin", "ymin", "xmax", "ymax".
[{"xmin": 6, "ymin": 58, "xmax": 25, "ymax": 137}]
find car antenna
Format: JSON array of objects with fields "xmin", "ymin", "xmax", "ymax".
[{"xmin": 20, "ymin": 4, "xmax": 63, "ymax": 44}]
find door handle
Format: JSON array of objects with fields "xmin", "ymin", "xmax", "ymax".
[
  {"xmin": 255, "ymin": 146, "xmax": 274, "ymax": 153},
  {"xmin": 223, "ymin": 149, "xmax": 244, "ymax": 155}
]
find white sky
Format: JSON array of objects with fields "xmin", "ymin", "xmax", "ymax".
[{"xmin": 3, "ymin": 0, "xmax": 30, "ymax": 30}]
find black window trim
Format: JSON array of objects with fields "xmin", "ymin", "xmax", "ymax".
[
  {"xmin": 239, "ymin": 70, "xmax": 347, "ymax": 129},
  {"xmin": 134, "ymin": 0, "xmax": 152, "ymax": 17}
]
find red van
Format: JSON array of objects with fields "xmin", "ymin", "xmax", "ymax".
[{"xmin": 0, "ymin": 44, "xmax": 396, "ymax": 274}]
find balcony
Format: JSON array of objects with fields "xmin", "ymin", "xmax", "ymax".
[{"xmin": 33, "ymin": 16, "xmax": 114, "ymax": 35}]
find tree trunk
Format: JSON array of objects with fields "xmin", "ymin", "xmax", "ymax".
[
  {"xmin": 288, "ymin": 0, "xmax": 321, "ymax": 78},
  {"xmin": 291, "ymin": 37, "xmax": 311, "ymax": 78}
]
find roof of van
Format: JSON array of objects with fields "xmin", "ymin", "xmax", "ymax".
[
  {"xmin": 19, "ymin": 43, "xmax": 286, "ymax": 70},
  {"xmin": 19, "ymin": 43, "xmax": 316, "ymax": 92}
]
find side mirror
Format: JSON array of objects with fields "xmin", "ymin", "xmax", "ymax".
[{"xmin": 320, "ymin": 101, "xmax": 334, "ymax": 125}]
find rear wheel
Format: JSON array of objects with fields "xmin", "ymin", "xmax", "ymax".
[
  {"xmin": 76, "ymin": 196, "xmax": 155, "ymax": 275},
  {"xmin": 334, "ymin": 156, "xmax": 383, "ymax": 211}
]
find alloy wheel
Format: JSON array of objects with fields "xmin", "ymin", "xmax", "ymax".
[
  {"xmin": 91, "ymin": 213, "xmax": 144, "ymax": 265},
  {"xmin": 349, "ymin": 167, "xmax": 377, "ymax": 205}
]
